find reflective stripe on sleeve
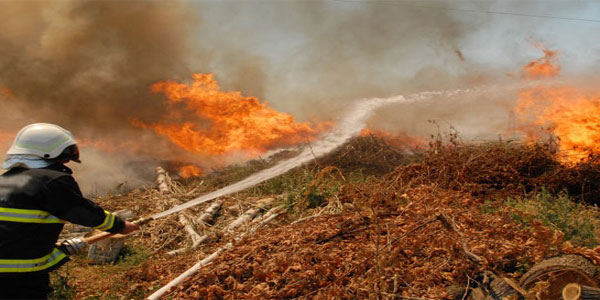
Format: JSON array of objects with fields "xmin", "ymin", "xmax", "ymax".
[
  {"xmin": 94, "ymin": 210, "xmax": 115, "ymax": 231},
  {"xmin": 0, "ymin": 207, "xmax": 66, "ymax": 224},
  {"xmin": 0, "ymin": 248, "xmax": 68, "ymax": 273}
]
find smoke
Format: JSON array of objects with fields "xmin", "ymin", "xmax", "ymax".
[
  {"xmin": 0, "ymin": 0, "xmax": 201, "ymax": 193},
  {"xmin": 69, "ymin": 148, "xmax": 150, "ymax": 197},
  {"xmin": 188, "ymin": 1, "xmax": 524, "ymax": 138},
  {"xmin": 0, "ymin": 1, "xmax": 595, "ymax": 193},
  {"xmin": 0, "ymin": 1, "xmax": 199, "ymax": 127}
]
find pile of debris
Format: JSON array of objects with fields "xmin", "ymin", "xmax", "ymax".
[
  {"xmin": 56, "ymin": 137, "xmax": 600, "ymax": 299},
  {"xmin": 161, "ymin": 139, "xmax": 600, "ymax": 299},
  {"xmin": 165, "ymin": 185, "xmax": 563, "ymax": 299}
]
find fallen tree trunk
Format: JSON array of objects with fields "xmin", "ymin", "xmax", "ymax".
[
  {"xmin": 148, "ymin": 211, "xmax": 283, "ymax": 300},
  {"xmin": 180, "ymin": 214, "xmax": 202, "ymax": 245},
  {"xmin": 563, "ymin": 283, "xmax": 600, "ymax": 300},
  {"xmin": 519, "ymin": 254, "xmax": 600, "ymax": 299}
]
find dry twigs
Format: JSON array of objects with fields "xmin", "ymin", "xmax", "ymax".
[
  {"xmin": 165, "ymin": 214, "xmax": 207, "ymax": 257},
  {"xmin": 148, "ymin": 210, "xmax": 284, "ymax": 300}
]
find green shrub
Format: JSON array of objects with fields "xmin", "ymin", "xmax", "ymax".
[{"xmin": 504, "ymin": 189, "xmax": 600, "ymax": 247}]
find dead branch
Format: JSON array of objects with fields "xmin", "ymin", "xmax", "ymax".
[
  {"xmin": 165, "ymin": 213, "xmax": 209, "ymax": 257},
  {"xmin": 251, "ymin": 205, "xmax": 284, "ymax": 225},
  {"xmin": 148, "ymin": 210, "xmax": 283, "ymax": 300},
  {"xmin": 196, "ymin": 200, "xmax": 223, "ymax": 226},
  {"xmin": 155, "ymin": 167, "xmax": 171, "ymax": 194},
  {"xmin": 180, "ymin": 214, "xmax": 202, "ymax": 245},
  {"xmin": 226, "ymin": 197, "xmax": 275, "ymax": 232},
  {"xmin": 436, "ymin": 214, "xmax": 484, "ymax": 264},
  {"xmin": 166, "ymin": 201, "xmax": 222, "ymax": 257}
]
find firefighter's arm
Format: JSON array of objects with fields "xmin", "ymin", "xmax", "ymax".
[{"xmin": 40, "ymin": 175, "xmax": 126, "ymax": 234}]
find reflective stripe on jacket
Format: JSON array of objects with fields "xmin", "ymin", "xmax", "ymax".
[
  {"xmin": 94, "ymin": 210, "xmax": 117, "ymax": 231},
  {"xmin": 0, "ymin": 207, "xmax": 66, "ymax": 224},
  {"xmin": 0, "ymin": 248, "xmax": 67, "ymax": 273}
]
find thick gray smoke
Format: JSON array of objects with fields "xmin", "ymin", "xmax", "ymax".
[
  {"xmin": 0, "ymin": 1, "xmax": 204, "ymax": 193},
  {"xmin": 0, "ymin": 1, "xmax": 596, "ymax": 193}
]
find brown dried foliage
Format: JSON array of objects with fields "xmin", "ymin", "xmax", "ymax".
[
  {"xmin": 64, "ymin": 136, "xmax": 600, "ymax": 299},
  {"xmin": 392, "ymin": 137, "xmax": 600, "ymax": 205},
  {"xmin": 169, "ymin": 183, "xmax": 564, "ymax": 299},
  {"xmin": 316, "ymin": 135, "xmax": 418, "ymax": 175}
]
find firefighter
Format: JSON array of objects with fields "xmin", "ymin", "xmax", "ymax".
[{"xmin": 0, "ymin": 123, "xmax": 140, "ymax": 299}]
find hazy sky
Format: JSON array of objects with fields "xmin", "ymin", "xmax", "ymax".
[{"xmin": 196, "ymin": 0, "xmax": 599, "ymax": 76}]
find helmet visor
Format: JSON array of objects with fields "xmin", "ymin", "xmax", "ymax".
[{"xmin": 55, "ymin": 144, "xmax": 80, "ymax": 163}]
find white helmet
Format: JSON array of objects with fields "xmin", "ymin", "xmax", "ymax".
[{"xmin": 6, "ymin": 123, "xmax": 79, "ymax": 161}]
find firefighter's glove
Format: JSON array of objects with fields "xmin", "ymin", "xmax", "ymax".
[{"xmin": 60, "ymin": 238, "xmax": 89, "ymax": 256}]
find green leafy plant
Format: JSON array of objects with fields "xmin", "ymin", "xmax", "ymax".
[{"xmin": 505, "ymin": 189, "xmax": 600, "ymax": 247}]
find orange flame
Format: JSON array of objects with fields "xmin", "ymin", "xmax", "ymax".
[
  {"xmin": 133, "ymin": 74, "xmax": 330, "ymax": 157},
  {"xmin": 523, "ymin": 43, "xmax": 560, "ymax": 78},
  {"xmin": 179, "ymin": 164, "xmax": 202, "ymax": 178},
  {"xmin": 515, "ymin": 45, "xmax": 600, "ymax": 162},
  {"xmin": 360, "ymin": 128, "xmax": 426, "ymax": 150}
]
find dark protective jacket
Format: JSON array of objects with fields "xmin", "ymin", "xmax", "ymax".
[{"xmin": 0, "ymin": 164, "xmax": 125, "ymax": 275}]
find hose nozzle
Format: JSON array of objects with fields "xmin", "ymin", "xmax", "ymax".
[{"xmin": 59, "ymin": 238, "xmax": 89, "ymax": 256}]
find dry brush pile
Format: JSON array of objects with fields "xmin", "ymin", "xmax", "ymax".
[
  {"xmin": 53, "ymin": 136, "xmax": 600, "ymax": 299},
  {"xmin": 169, "ymin": 185, "xmax": 567, "ymax": 299},
  {"xmin": 166, "ymin": 137, "xmax": 600, "ymax": 299}
]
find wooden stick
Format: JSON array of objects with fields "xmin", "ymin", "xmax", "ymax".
[
  {"xmin": 501, "ymin": 276, "xmax": 533, "ymax": 299},
  {"xmin": 195, "ymin": 200, "xmax": 223, "ymax": 226},
  {"xmin": 251, "ymin": 205, "xmax": 284, "ymax": 225},
  {"xmin": 148, "ymin": 211, "xmax": 283, "ymax": 300},
  {"xmin": 436, "ymin": 214, "xmax": 484, "ymax": 264},
  {"xmin": 166, "ymin": 214, "xmax": 208, "ymax": 257},
  {"xmin": 226, "ymin": 198, "xmax": 275, "ymax": 232},
  {"xmin": 155, "ymin": 167, "xmax": 171, "ymax": 194},
  {"xmin": 180, "ymin": 214, "xmax": 202, "ymax": 246}
]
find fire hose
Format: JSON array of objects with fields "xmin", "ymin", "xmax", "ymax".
[{"xmin": 58, "ymin": 216, "xmax": 154, "ymax": 255}]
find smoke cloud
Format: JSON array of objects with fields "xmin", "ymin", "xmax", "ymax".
[{"xmin": 0, "ymin": 0, "xmax": 596, "ymax": 193}]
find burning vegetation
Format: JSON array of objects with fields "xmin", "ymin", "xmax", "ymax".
[
  {"xmin": 179, "ymin": 164, "xmax": 203, "ymax": 179},
  {"xmin": 523, "ymin": 44, "xmax": 561, "ymax": 79},
  {"xmin": 515, "ymin": 46, "xmax": 600, "ymax": 163},
  {"xmin": 133, "ymin": 74, "xmax": 329, "ymax": 157}
]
